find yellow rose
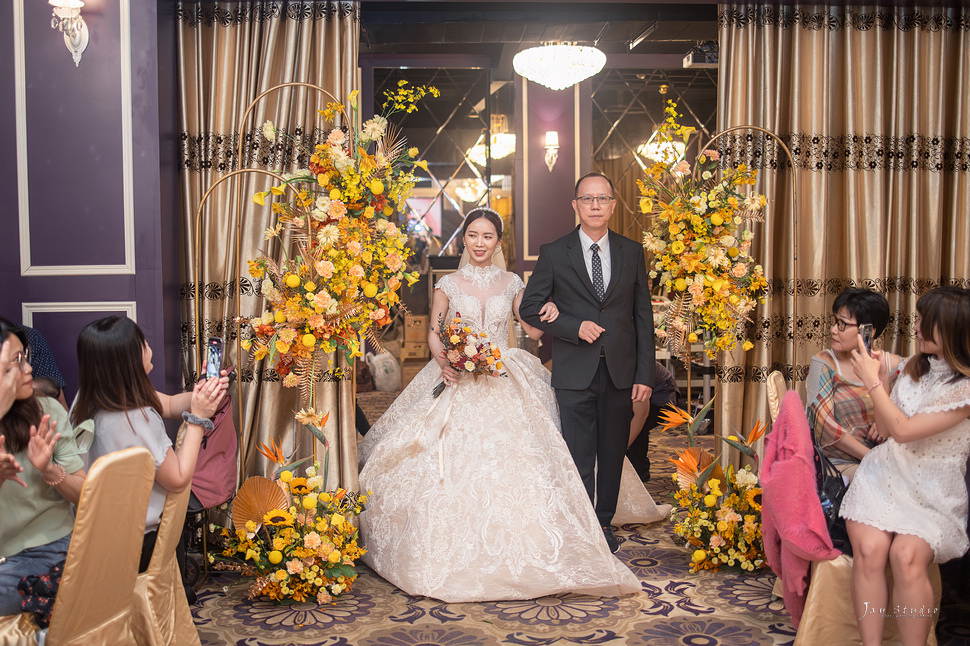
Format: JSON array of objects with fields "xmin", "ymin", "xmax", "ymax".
[
  {"xmin": 383, "ymin": 205, "xmax": 394, "ymax": 216},
  {"xmin": 687, "ymin": 332, "xmax": 698, "ymax": 343},
  {"xmin": 668, "ymin": 224, "xmax": 681, "ymax": 235},
  {"xmin": 408, "ymin": 147, "xmax": 418, "ymax": 158},
  {"xmin": 285, "ymin": 274, "xmax": 301, "ymax": 288},
  {"xmin": 674, "ymin": 277, "xmax": 687, "ymax": 291},
  {"xmin": 268, "ymin": 550, "xmax": 283, "ymax": 564},
  {"xmin": 449, "ymin": 334, "xmax": 461, "ymax": 344},
  {"xmin": 245, "ymin": 520, "xmax": 257, "ymax": 532},
  {"xmin": 369, "ymin": 179, "xmax": 384, "ymax": 195},
  {"xmin": 280, "ymin": 470, "xmax": 293, "ymax": 483},
  {"xmin": 328, "ymin": 551, "xmax": 341, "ymax": 563},
  {"xmin": 302, "ymin": 334, "xmax": 316, "ymax": 348},
  {"xmin": 710, "ymin": 214, "xmax": 724, "ymax": 226},
  {"xmin": 275, "ymin": 570, "xmax": 288, "ymax": 581},
  {"xmin": 362, "ymin": 283, "xmax": 378, "ymax": 299},
  {"xmin": 364, "ymin": 206, "xmax": 375, "ymax": 219},
  {"xmin": 304, "ymin": 281, "xmax": 316, "ymax": 292}
]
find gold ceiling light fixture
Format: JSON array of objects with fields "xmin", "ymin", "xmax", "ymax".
[
  {"xmin": 466, "ymin": 115, "xmax": 516, "ymax": 168},
  {"xmin": 512, "ymin": 42, "xmax": 607, "ymax": 91}
]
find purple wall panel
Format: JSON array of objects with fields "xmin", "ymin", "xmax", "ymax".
[
  {"xmin": 31, "ymin": 308, "xmax": 133, "ymax": 404},
  {"xmin": 23, "ymin": 0, "xmax": 126, "ymax": 268}
]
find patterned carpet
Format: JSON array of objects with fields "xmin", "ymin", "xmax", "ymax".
[{"xmin": 188, "ymin": 390, "xmax": 970, "ymax": 645}]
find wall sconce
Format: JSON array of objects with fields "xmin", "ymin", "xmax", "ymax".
[
  {"xmin": 49, "ymin": 0, "xmax": 88, "ymax": 67},
  {"xmin": 544, "ymin": 131, "xmax": 559, "ymax": 172}
]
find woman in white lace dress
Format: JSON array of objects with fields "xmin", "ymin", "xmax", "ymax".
[
  {"xmin": 358, "ymin": 208, "xmax": 645, "ymax": 602},
  {"xmin": 841, "ymin": 287, "xmax": 970, "ymax": 645}
]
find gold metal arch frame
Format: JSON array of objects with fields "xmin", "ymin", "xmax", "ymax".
[
  {"xmin": 192, "ymin": 82, "xmax": 345, "ymax": 473},
  {"xmin": 680, "ymin": 125, "xmax": 798, "ymax": 406}
]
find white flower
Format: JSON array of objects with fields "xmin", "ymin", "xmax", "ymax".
[
  {"xmin": 741, "ymin": 229, "xmax": 755, "ymax": 241},
  {"xmin": 263, "ymin": 223, "xmax": 282, "ymax": 240},
  {"xmin": 701, "ymin": 170, "xmax": 712, "ymax": 180},
  {"xmin": 327, "ymin": 129, "xmax": 346, "ymax": 146},
  {"xmin": 720, "ymin": 235, "xmax": 737, "ymax": 247},
  {"xmin": 305, "ymin": 465, "xmax": 317, "ymax": 478},
  {"xmin": 705, "ymin": 246, "xmax": 728, "ymax": 268},
  {"xmin": 463, "ymin": 345, "xmax": 477, "ymax": 358},
  {"xmin": 315, "ymin": 196, "xmax": 331, "ymax": 211},
  {"xmin": 689, "ymin": 195, "xmax": 706, "ymax": 214},
  {"xmin": 735, "ymin": 468, "xmax": 758, "ymax": 489},
  {"xmin": 333, "ymin": 152, "xmax": 355, "ymax": 174},
  {"xmin": 744, "ymin": 194, "xmax": 764, "ymax": 211},
  {"xmin": 261, "ymin": 278, "xmax": 275, "ymax": 295},
  {"xmin": 307, "ymin": 475, "xmax": 323, "ymax": 490},
  {"xmin": 361, "ymin": 116, "xmax": 387, "ymax": 141},
  {"xmin": 324, "ymin": 300, "xmax": 339, "ymax": 316},
  {"xmin": 672, "ymin": 160, "xmax": 691, "ymax": 176},
  {"xmin": 317, "ymin": 225, "xmax": 340, "ymax": 247},
  {"xmin": 262, "ymin": 120, "xmax": 276, "ymax": 140}
]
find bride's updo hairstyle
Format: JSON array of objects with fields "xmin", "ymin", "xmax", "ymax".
[
  {"xmin": 904, "ymin": 286, "xmax": 970, "ymax": 384},
  {"xmin": 461, "ymin": 207, "xmax": 503, "ymax": 241}
]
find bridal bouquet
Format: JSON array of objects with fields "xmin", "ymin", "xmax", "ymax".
[
  {"xmin": 242, "ymin": 81, "xmax": 438, "ymax": 412},
  {"xmin": 660, "ymin": 400, "xmax": 767, "ymax": 573},
  {"xmin": 639, "ymin": 100, "xmax": 768, "ymax": 358},
  {"xmin": 432, "ymin": 312, "xmax": 504, "ymax": 398},
  {"xmin": 212, "ymin": 458, "xmax": 368, "ymax": 605}
]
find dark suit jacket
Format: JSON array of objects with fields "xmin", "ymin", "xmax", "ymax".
[{"xmin": 520, "ymin": 226, "xmax": 655, "ymax": 391}]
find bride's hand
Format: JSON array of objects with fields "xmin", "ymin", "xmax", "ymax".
[
  {"xmin": 539, "ymin": 302, "xmax": 559, "ymax": 323},
  {"xmin": 435, "ymin": 355, "xmax": 460, "ymax": 387}
]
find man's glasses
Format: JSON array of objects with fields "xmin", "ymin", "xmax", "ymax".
[
  {"xmin": 832, "ymin": 318, "xmax": 860, "ymax": 332},
  {"xmin": 576, "ymin": 195, "xmax": 615, "ymax": 206},
  {"xmin": 10, "ymin": 348, "xmax": 31, "ymax": 373}
]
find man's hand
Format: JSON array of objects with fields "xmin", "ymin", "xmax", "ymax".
[
  {"xmin": 578, "ymin": 321, "xmax": 605, "ymax": 344},
  {"xmin": 632, "ymin": 384, "xmax": 652, "ymax": 403}
]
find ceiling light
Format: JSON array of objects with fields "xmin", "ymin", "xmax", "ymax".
[
  {"xmin": 637, "ymin": 140, "xmax": 686, "ymax": 164},
  {"xmin": 512, "ymin": 43, "xmax": 607, "ymax": 91},
  {"xmin": 467, "ymin": 133, "xmax": 516, "ymax": 167},
  {"xmin": 456, "ymin": 178, "xmax": 488, "ymax": 204}
]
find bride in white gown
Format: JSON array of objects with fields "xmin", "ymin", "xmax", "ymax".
[{"xmin": 358, "ymin": 208, "xmax": 666, "ymax": 603}]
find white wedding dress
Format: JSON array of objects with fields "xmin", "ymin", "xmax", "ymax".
[{"xmin": 358, "ymin": 264, "xmax": 665, "ymax": 603}]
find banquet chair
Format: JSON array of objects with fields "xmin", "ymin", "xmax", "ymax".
[
  {"xmin": 131, "ymin": 483, "xmax": 201, "ymax": 646},
  {"xmin": 795, "ymin": 555, "xmax": 941, "ymax": 645},
  {"xmin": 766, "ymin": 369, "xmax": 787, "ymax": 423},
  {"xmin": 0, "ymin": 447, "xmax": 155, "ymax": 646}
]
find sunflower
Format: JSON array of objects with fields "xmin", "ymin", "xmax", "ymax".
[
  {"xmin": 743, "ymin": 488, "xmax": 762, "ymax": 511},
  {"xmin": 289, "ymin": 477, "xmax": 311, "ymax": 495},
  {"xmin": 264, "ymin": 508, "xmax": 295, "ymax": 527}
]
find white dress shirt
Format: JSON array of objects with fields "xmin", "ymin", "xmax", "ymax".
[{"xmin": 578, "ymin": 228, "xmax": 611, "ymax": 292}]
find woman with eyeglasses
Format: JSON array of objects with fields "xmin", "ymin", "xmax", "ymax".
[
  {"xmin": 0, "ymin": 317, "xmax": 86, "ymax": 616},
  {"xmin": 805, "ymin": 288, "xmax": 901, "ymax": 481}
]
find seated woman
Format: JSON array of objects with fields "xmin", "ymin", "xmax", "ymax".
[
  {"xmin": 71, "ymin": 316, "xmax": 227, "ymax": 572},
  {"xmin": 841, "ymin": 286, "xmax": 970, "ymax": 645},
  {"xmin": 805, "ymin": 288, "xmax": 900, "ymax": 481},
  {"xmin": 0, "ymin": 318, "xmax": 86, "ymax": 617}
]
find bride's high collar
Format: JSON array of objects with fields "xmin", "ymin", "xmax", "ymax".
[{"xmin": 460, "ymin": 263, "xmax": 500, "ymax": 288}]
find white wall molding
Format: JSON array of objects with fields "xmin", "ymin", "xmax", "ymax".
[
  {"xmin": 21, "ymin": 301, "xmax": 138, "ymax": 327},
  {"xmin": 15, "ymin": 0, "xmax": 135, "ymax": 276}
]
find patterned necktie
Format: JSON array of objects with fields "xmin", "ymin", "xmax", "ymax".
[{"xmin": 590, "ymin": 242, "xmax": 605, "ymax": 301}]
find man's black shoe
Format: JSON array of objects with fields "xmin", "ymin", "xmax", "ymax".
[{"xmin": 602, "ymin": 526, "xmax": 620, "ymax": 553}]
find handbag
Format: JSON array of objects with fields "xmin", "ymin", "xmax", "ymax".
[
  {"xmin": 190, "ymin": 394, "xmax": 238, "ymax": 510},
  {"xmin": 811, "ymin": 435, "xmax": 853, "ymax": 556}
]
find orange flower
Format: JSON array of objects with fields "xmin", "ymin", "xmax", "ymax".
[
  {"xmin": 657, "ymin": 403, "xmax": 694, "ymax": 433},
  {"xmin": 257, "ymin": 438, "xmax": 286, "ymax": 466}
]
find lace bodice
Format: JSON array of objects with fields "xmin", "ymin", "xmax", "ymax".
[{"xmin": 434, "ymin": 264, "xmax": 524, "ymax": 351}]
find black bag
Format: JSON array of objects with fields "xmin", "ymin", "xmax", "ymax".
[{"xmin": 812, "ymin": 437, "xmax": 853, "ymax": 556}]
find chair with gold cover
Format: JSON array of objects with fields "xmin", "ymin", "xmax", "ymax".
[
  {"xmin": 0, "ymin": 447, "xmax": 155, "ymax": 646},
  {"xmin": 131, "ymin": 477, "xmax": 200, "ymax": 646}
]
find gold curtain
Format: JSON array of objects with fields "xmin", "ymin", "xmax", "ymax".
[
  {"xmin": 717, "ymin": 5, "xmax": 970, "ymax": 445},
  {"xmin": 176, "ymin": 2, "xmax": 360, "ymax": 488}
]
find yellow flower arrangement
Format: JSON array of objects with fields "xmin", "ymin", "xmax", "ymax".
[
  {"xmin": 214, "ymin": 461, "xmax": 369, "ymax": 605},
  {"xmin": 244, "ymin": 81, "xmax": 439, "ymax": 410},
  {"xmin": 661, "ymin": 398, "xmax": 768, "ymax": 574},
  {"xmin": 639, "ymin": 101, "xmax": 768, "ymax": 358}
]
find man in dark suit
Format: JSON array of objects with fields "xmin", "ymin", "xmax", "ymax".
[{"xmin": 520, "ymin": 172, "xmax": 655, "ymax": 553}]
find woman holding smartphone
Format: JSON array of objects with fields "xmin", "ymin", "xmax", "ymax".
[
  {"xmin": 805, "ymin": 288, "xmax": 901, "ymax": 481},
  {"xmin": 70, "ymin": 316, "xmax": 228, "ymax": 571}
]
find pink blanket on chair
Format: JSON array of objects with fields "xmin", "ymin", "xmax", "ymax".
[{"xmin": 762, "ymin": 390, "xmax": 841, "ymax": 627}]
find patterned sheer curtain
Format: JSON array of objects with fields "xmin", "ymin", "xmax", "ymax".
[
  {"xmin": 176, "ymin": 2, "xmax": 360, "ymax": 486},
  {"xmin": 716, "ymin": 5, "xmax": 970, "ymax": 447}
]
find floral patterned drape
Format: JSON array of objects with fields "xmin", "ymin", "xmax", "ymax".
[{"xmin": 716, "ymin": 4, "xmax": 970, "ymax": 445}]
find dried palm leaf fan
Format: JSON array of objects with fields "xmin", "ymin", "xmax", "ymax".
[{"xmin": 232, "ymin": 476, "xmax": 289, "ymax": 532}]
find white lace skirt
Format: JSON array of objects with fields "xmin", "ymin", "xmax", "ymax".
[{"xmin": 358, "ymin": 348, "xmax": 642, "ymax": 602}]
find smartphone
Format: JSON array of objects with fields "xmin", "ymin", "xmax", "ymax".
[
  {"xmin": 205, "ymin": 337, "xmax": 224, "ymax": 380},
  {"xmin": 859, "ymin": 324, "xmax": 874, "ymax": 355}
]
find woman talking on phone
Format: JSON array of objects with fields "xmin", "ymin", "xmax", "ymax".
[
  {"xmin": 70, "ymin": 316, "xmax": 229, "ymax": 571},
  {"xmin": 805, "ymin": 288, "xmax": 901, "ymax": 481}
]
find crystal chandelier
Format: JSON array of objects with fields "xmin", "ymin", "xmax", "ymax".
[
  {"xmin": 512, "ymin": 43, "xmax": 607, "ymax": 91},
  {"xmin": 455, "ymin": 178, "xmax": 488, "ymax": 204},
  {"xmin": 637, "ymin": 140, "xmax": 687, "ymax": 164},
  {"xmin": 466, "ymin": 114, "xmax": 516, "ymax": 167}
]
